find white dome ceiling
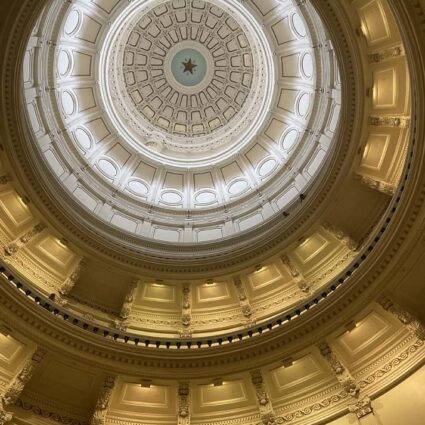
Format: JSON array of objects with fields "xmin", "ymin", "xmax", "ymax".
[
  {"xmin": 24, "ymin": 0, "xmax": 341, "ymax": 247},
  {"xmin": 106, "ymin": 0, "xmax": 265, "ymax": 156}
]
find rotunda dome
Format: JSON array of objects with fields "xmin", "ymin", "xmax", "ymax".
[
  {"xmin": 22, "ymin": 0, "xmax": 340, "ymax": 261},
  {"xmin": 0, "ymin": 0, "xmax": 424, "ymax": 424}
]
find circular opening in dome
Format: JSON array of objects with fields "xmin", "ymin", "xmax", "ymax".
[{"xmin": 170, "ymin": 48, "xmax": 207, "ymax": 88}]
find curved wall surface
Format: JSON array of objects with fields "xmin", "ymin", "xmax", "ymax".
[{"xmin": 0, "ymin": 0, "xmax": 424, "ymax": 424}]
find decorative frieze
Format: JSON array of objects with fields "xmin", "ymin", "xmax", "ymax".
[
  {"xmin": 378, "ymin": 295, "xmax": 425, "ymax": 340},
  {"xmin": 15, "ymin": 398, "xmax": 86, "ymax": 425},
  {"xmin": 318, "ymin": 342, "xmax": 359, "ymax": 398},
  {"xmin": 358, "ymin": 339, "xmax": 423, "ymax": 389},
  {"xmin": 233, "ymin": 277, "xmax": 254, "ymax": 322},
  {"xmin": 4, "ymin": 223, "xmax": 46, "ymax": 256},
  {"xmin": 91, "ymin": 376, "xmax": 116, "ymax": 425},
  {"xmin": 280, "ymin": 255, "xmax": 310, "ymax": 293},
  {"xmin": 59, "ymin": 258, "xmax": 87, "ymax": 296},
  {"xmin": 250, "ymin": 370, "xmax": 276, "ymax": 425},
  {"xmin": 368, "ymin": 45, "xmax": 403, "ymax": 63},
  {"xmin": 2, "ymin": 348, "xmax": 46, "ymax": 406},
  {"xmin": 112, "ymin": 319, "xmax": 128, "ymax": 332},
  {"xmin": 355, "ymin": 174, "xmax": 396, "ymax": 196},
  {"xmin": 322, "ymin": 223, "xmax": 358, "ymax": 251},
  {"xmin": 178, "ymin": 382, "xmax": 190, "ymax": 425},
  {"xmin": 369, "ymin": 116, "xmax": 410, "ymax": 128},
  {"xmin": 279, "ymin": 392, "xmax": 349, "ymax": 422},
  {"xmin": 120, "ymin": 279, "xmax": 138, "ymax": 320}
]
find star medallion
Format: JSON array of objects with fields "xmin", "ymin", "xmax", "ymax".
[{"xmin": 182, "ymin": 58, "xmax": 197, "ymax": 75}]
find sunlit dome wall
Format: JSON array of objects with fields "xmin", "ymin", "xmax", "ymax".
[
  {"xmin": 24, "ymin": 0, "xmax": 340, "ymax": 250},
  {"xmin": 0, "ymin": 0, "xmax": 424, "ymax": 424}
]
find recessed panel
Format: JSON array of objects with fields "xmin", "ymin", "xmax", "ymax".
[
  {"xmin": 0, "ymin": 191, "xmax": 33, "ymax": 229},
  {"xmin": 121, "ymin": 384, "xmax": 171, "ymax": 409},
  {"xmin": 36, "ymin": 236, "xmax": 76, "ymax": 268},
  {"xmin": 362, "ymin": 134, "xmax": 390, "ymax": 171},
  {"xmin": 373, "ymin": 68, "xmax": 396, "ymax": 108},
  {"xmin": 143, "ymin": 283, "xmax": 176, "ymax": 304},
  {"xmin": 294, "ymin": 233, "xmax": 329, "ymax": 264},
  {"xmin": 198, "ymin": 381, "xmax": 248, "ymax": 407},
  {"xmin": 270, "ymin": 355, "xmax": 326, "ymax": 392},
  {"xmin": 196, "ymin": 283, "xmax": 231, "ymax": 303},
  {"xmin": 359, "ymin": 0, "xmax": 390, "ymax": 44},
  {"xmin": 248, "ymin": 264, "xmax": 283, "ymax": 290}
]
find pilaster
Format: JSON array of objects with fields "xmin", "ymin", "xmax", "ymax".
[
  {"xmin": 178, "ymin": 382, "xmax": 190, "ymax": 425},
  {"xmin": 250, "ymin": 370, "xmax": 276, "ymax": 425},
  {"xmin": 2, "ymin": 347, "xmax": 46, "ymax": 406},
  {"xmin": 180, "ymin": 284, "xmax": 192, "ymax": 338},
  {"xmin": 233, "ymin": 277, "xmax": 254, "ymax": 324},
  {"xmin": 280, "ymin": 255, "xmax": 310, "ymax": 294},
  {"xmin": 91, "ymin": 375, "xmax": 116, "ymax": 425},
  {"xmin": 58, "ymin": 258, "xmax": 87, "ymax": 296},
  {"xmin": 318, "ymin": 342, "xmax": 360, "ymax": 398},
  {"xmin": 120, "ymin": 279, "xmax": 138, "ymax": 320},
  {"xmin": 322, "ymin": 223, "xmax": 358, "ymax": 251}
]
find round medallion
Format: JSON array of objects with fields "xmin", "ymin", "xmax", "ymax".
[
  {"xmin": 102, "ymin": 0, "xmax": 274, "ymax": 163},
  {"xmin": 170, "ymin": 48, "xmax": 207, "ymax": 87}
]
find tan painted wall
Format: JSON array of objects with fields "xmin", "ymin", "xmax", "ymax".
[{"xmin": 328, "ymin": 366, "xmax": 425, "ymax": 425}]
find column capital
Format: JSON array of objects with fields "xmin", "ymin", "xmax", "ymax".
[
  {"xmin": 4, "ymin": 223, "xmax": 46, "ymax": 256},
  {"xmin": 368, "ymin": 45, "xmax": 403, "ymax": 63},
  {"xmin": 2, "ymin": 347, "xmax": 46, "ymax": 406},
  {"xmin": 280, "ymin": 254, "xmax": 310, "ymax": 294},
  {"xmin": 120, "ymin": 279, "xmax": 139, "ymax": 319},
  {"xmin": 369, "ymin": 115, "xmax": 410, "ymax": 128},
  {"xmin": 91, "ymin": 375, "xmax": 117, "ymax": 425},
  {"xmin": 250, "ymin": 370, "xmax": 276, "ymax": 424},
  {"xmin": 322, "ymin": 222, "xmax": 358, "ymax": 251},
  {"xmin": 355, "ymin": 174, "xmax": 396, "ymax": 196},
  {"xmin": 59, "ymin": 258, "xmax": 87, "ymax": 296},
  {"xmin": 0, "ymin": 410, "xmax": 13, "ymax": 425},
  {"xmin": 378, "ymin": 294, "xmax": 425, "ymax": 340},
  {"xmin": 233, "ymin": 277, "xmax": 254, "ymax": 322},
  {"xmin": 318, "ymin": 342, "xmax": 359, "ymax": 398},
  {"xmin": 348, "ymin": 396, "xmax": 373, "ymax": 419}
]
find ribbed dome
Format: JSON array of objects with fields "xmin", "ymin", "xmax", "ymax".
[
  {"xmin": 23, "ymin": 0, "xmax": 340, "ymax": 254},
  {"xmin": 0, "ymin": 0, "xmax": 424, "ymax": 424}
]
